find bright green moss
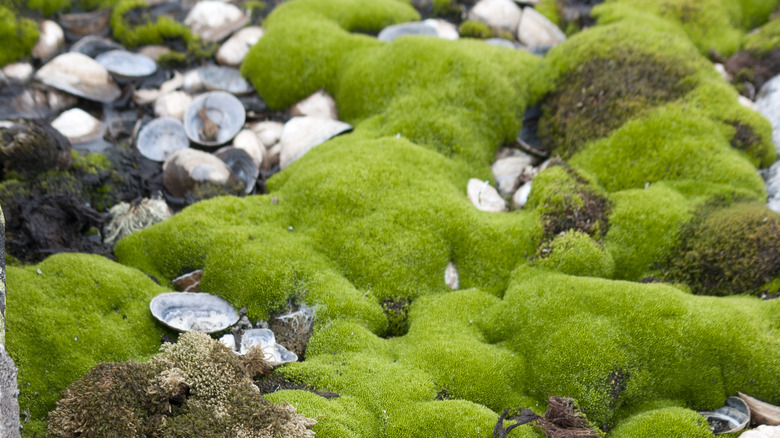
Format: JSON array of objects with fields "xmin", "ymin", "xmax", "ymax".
[
  {"xmin": 534, "ymin": 230, "xmax": 615, "ymax": 278},
  {"xmin": 265, "ymin": 391, "xmax": 380, "ymax": 438},
  {"xmin": 0, "ymin": 6, "xmax": 39, "ymax": 68},
  {"xmin": 743, "ymin": 17, "xmax": 780, "ymax": 53},
  {"xmin": 459, "ymin": 20, "xmax": 492, "ymax": 39},
  {"xmin": 610, "ymin": 407, "xmax": 713, "ymax": 438},
  {"xmin": 5, "ymin": 253, "xmax": 171, "ymax": 435},
  {"xmin": 69, "ymin": 150, "xmax": 111, "ymax": 176}
]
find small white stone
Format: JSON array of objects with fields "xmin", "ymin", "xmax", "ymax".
[
  {"xmin": 491, "ymin": 154, "xmax": 535, "ymax": 196},
  {"xmin": 512, "ymin": 181, "xmax": 532, "ymax": 209},
  {"xmin": 138, "ymin": 45, "xmax": 171, "ymax": 61},
  {"xmin": 445, "ymin": 261, "xmax": 459, "ymax": 290},
  {"xmin": 766, "ymin": 160, "xmax": 780, "ymax": 213},
  {"xmin": 468, "ymin": 0, "xmax": 523, "ymax": 34},
  {"xmin": 738, "ymin": 94, "xmax": 757, "ymax": 111},
  {"xmin": 740, "ymin": 425, "xmax": 780, "ymax": 438},
  {"xmin": 232, "ymin": 129, "xmax": 266, "ymax": 168},
  {"xmin": 423, "ymin": 19, "xmax": 459, "ymax": 40},
  {"xmin": 184, "ymin": 1, "xmax": 249, "ymax": 42},
  {"xmin": 517, "ymin": 6, "xmax": 566, "ymax": 50},
  {"xmin": 467, "ymin": 178, "xmax": 508, "ymax": 212},
  {"xmin": 714, "ymin": 63, "xmax": 732, "ymax": 82},
  {"xmin": 291, "ymin": 90, "xmax": 339, "ymax": 120},
  {"xmin": 279, "ymin": 116, "xmax": 353, "ymax": 169},
  {"xmin": 755, "ymin": 74, "xmax": 780, "ymax": 154},
  {"xmin": 154, "ymin": 91, "xmax": 192, "ymax": 120},
  {"xmin": 183, "ymin": 68, "xmax": 205, "ymax": 93},
  {"xmin": 250, "ymin": 120, "xmax": 284, "ymax": 147},
  {"xmin": 32, "ymin": 20, "xmax": 64, "ymax": 61},
  {"xmin": 51, "ymin": 108, "xmax": 103, "ymax": 144},
  {"xmin": 216, "ymin": 26, "xmax": 264, "ymax": 67},
  {"xmin": 2, "ymin": 63, "xmax": 34, "ymax": 82}
]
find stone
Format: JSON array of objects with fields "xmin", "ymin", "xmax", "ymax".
[
  {"xmin": 216, "ymin": 26, "xmax": 264, "ymax": 67},
  {"xmin": 517, "ymin": 6, "xmax": 566, "ymax": 51},
  {"xmin": 423, "ymin": 19, "xmax": 459, "ymax": 40},
  {"xmin": 765, "ymin": 160, "xmax": 780, "ymax": 213},
  {"xmin": 468, "ymin": 0, "xmax": 523, "ymax": 34},
  {"xmin": 32, "ymin": 20, "xmax": 64, "ymax": 62},
  {"xmin": 290, "ymin": 90, "xmax": 339, "ymax": 120},
  {"xmin": 51, "ymin": 108, "xmax": 103, "ymax": 144},
  {"xmin": 154, "ymin": 91, "xmax": 192, "ymax": 120},
  {"xmin": 278, "ymin": 116, "xmax": 353, "ymax": 169},
  {"xmin": 184, "ymin": 1, "xmax": 250, "ymax": 43},
  {"xmin": 1, "ymin": 63, "xmax": 33, "ymax": 83},
  {"xmin": 138, "ymin": 45, "xmax": 171, "ymax": 61},
  {"xmin": 491, "ymin": 153, "xmax": 535, "ymax": 196},
  {"xmin": 249, "ymin": 120, "xmax": 284, "ymax": 147},
  {"xmin": 377, "ymin": 22, "xmax": 437, "ymax": 42},
  {"xmin": 467, "ymin": 178, "xmax": 508, "ymax": 212},
  {"xmin": 512, "ymin": 181, "xmax": 532, "ymax": 209},
  {"xmin": 740, "ymin": 425, "xmax": 780, "ymax": 438},
  {"xmin": 232, "ymin": 129, "xmax": 266, "ymax": 168},
  {"xmin": 0, "ymin": 346, "xmax": 20, "ymax": 438},
  {"xmin": 756, "ymin": 74, "xmax": 780, "ymax": 154},
  {"xmin": 445, "ymin": 261, "xmax": 459, "ymax": 290},
  {"xmin": 34, "ymin": 52, "xmax": 121, "ymax": 103}
]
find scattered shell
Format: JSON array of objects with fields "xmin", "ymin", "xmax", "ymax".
[
  {"xmin": 58, "ymin": 8, "xmax": 111, "ymax": 41},
  {"xmin": 2, "ymin": 63, "xmax": 34, "ymax": 82},
  {"xmin": 214, "ymin": 146, "xmax": 259, "ymax": 194},
  {"xmin": 216, "ymin": 26, "xmax": 264, "ymax": 67},
  {"xmin": 278, "ymin": 116, "xmax": 353, "ymax": 169},
  {"xmin": 184, "ymin": 91, "xmax": 245, "ymax": 147},
  {"xmin": 445, "ymin": 261, "xmax": 459, "ymax": 290},
  {"xmin": 96, "ymin": 50, "xmax": 158, "ymax": 79},
  {"xmin": 468, "ymin": 0, "xmax": 523, "ymax": 34},
  {"xmin": 134, "ymin": 71, "xmax": 185, "ymax": 105},
  {"xmin": 290, "ymin": 89, "xmax": 338, "ymax": 120},
  {"xmin": 136, "ymin": 117, "xmax": 190, "ymax": 162},
  {"xmin": 154, "ymin": 91, "xmax": 192, "ymax": 120},
  {"xmin": 0, "ymin": 86, "xmax": 77, "ymax": 119},
  {"xmin": 492, "ymin": 154, "xmax": 535, "ymax": 196},
  {"xmin": 150, "ymin": 292, "xmax": 239, "ymax": 333},
  {"xmin": 184, "ymin": 1, "xmax": 249, "ymax": 42},
  {"xmin": 70, "ymin": 35, "xmax": 124, "ymax": 58},
  {"xmin": 377, "ymin": 22, "xmax": 438, "ymax": 42},
  {"xmin": 740, "ymin": 393, "xmax": 780, "ymax": 426},
  {"xmin": 423, "ymin": 18, "xmax": 459, "ymax": 40},
  {"xmin": 103, "ymin": 194, "xmax": 172, "ymax": 244},
  {"xmin": 183, "ymin": 68, "xmax": 205, "ymax": 93},
  {"xmin": 467, "ymin": 178, "xmax": 508, "ymax": 212},
  {"xmin": 32, "ymin": 20, "xmax": 64, "ymax": 61},
  {"xmin": 700, "ymin": 396, "xmax": 750, "ymax": 434},
  {"xmin": 741, "ymin": 425, "xmax": 780, "ymax": 438},
  {"xmin": 517, "ymin": 7, "xmax": 566, "ymax": 51},
  {"xmin": 51, "ymin": 108, "xmax": 104, "ymax": 144},
  {"xmin": 219, "ymin": 328, "xmax": 298, "ymax": 364},
  {"xmin": 232, "ymin": 129, "xmax": 265, "ymax": 168},
  {"xmin": 35, "ymin": 52, "xmax": 121, "ymax": 103},
  {"xmin": 198, "ymin": 65, "xmax": 252, "ymax": 95},
  {"xmin": 172, "ymin": 269, "xmax": 203, "ymax": 292},
  {"xmin": 162, "ymin": 148, "xmax": 238, "ymax": 198},
  {"xmin": 138, "ymin": 45, "xmax": 171, "ymax": 61},
  {"xmin": 249, "ymin": 120, "xmax": 284, "ymax": 147},
  {"xmin": 512, "ymin": 181, "xmax": 532, "ymax": 209}
]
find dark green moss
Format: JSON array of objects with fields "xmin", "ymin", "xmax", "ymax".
[
  {"xmin": 381, "ymin": 297, "xmax": 409, "ymax": 337},
  {"xmin": 458, "ymin": 20, "xmax": 491, "ymax": 39}
]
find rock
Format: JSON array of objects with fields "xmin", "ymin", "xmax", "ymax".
[
  {"xmin": 162, "ymin": 148, "xmax": 238, "ymax": 198},
  {"xmin": 517, "ymin": 6, "xmax": 566, "ymax": 51},
  {"xmin": 755, "ymin": 74, "xmax": 780, "ymax": 154},
  {"xmin": 216, "ymin": 26, "xmax": 264, "ymax": 67},
  {"xmin": 249, "ymin": 120, "xmax": 284, "ymax": 147},
  {"xmin": 765, "ymin": 160, "xmax": 780, "ymax": 213},
  {"xmin": 512, "ymin": 181, "xmax": 532, "ymax": 209},
  {"xmin": 278, "ymin": 116, "xmax": 353, "ymax": 169},
  {"xmin": 34, "ymin": 52, "xmax": 121, "ymax": 103},
  {"xmin": 51, "ymin": 108, "xmax": 103, "ymax": 144},
  {"xmin": 491, "ymin": 153, "xmax": 535, "ymax": 196},
  {"xmin": 183, "ymin": 68, "xmax": 205, "ymax": 93},
  {"xmin": 468, "ymin": 0, "xmax": 523, "ymax": 34},
  {"xmin": 2, "ymin": 63, "xmax": 33, "ymax": 83},
  {"xmin": 184, "ymin": 1, "xmax": 250, "ymax": 43},
  {"xmin": 0, "ymin": 86, "xmax": 77, "ymax": 120},
  {"xmin": 445, "ymin": 261, "xmax": 459, "ymax": 289},
  {"xmin": 136, "ymin": 117, "xmax": 190, "ymax": 162},
  {"xmin": 467, "ymin": 178, "xmax": 508, "ymax": 212},
  {"xmin": 377, "ymin": 22, "xmax": 438, "ymax": 42},
  {"xmin": 138, "ymin": 45, "xmax": 171, "ymax": 61},
  {"xmin": 714, "ymin": 62, "xmax": 731, "ymax": 81},
  {"xmin": 95, "ymin": 50, "xmax": 157, "ymax": 79},
  {"xmin": 290, "ymin": 90, "xmax": 339, "ymax": 120},
  {"xmin": 198, "ymin": 65, "xmax": 253, "ymax": 95},
  {"xmin": 423, "ymin": 19, "xmax": 459, "ymax": 40},
  {"xmin": 32, "ymin": 20, "xmax": 64, "ymax": 61},
  {"xmin": 154, "ymin": 91, "xmax": 192, "ymax": 120},
  {"xmin": 0, "ymin": 120, "xmax": 71, "ymax": 178},
  {"xmin": 740, "ymin": 425, "xmax": 780, "ymax": 438},
  {"xmin": 0, "ymin": 345, "xmax": 20, "ymax": 438},
  {"xmin": 232, "ymin": 129, "xmax": 266, "ymax": 168},
  {"xmin": 70, "ymin": 35, "xmax": 123, "ymax": 58},
  {"xmin": 739, "ymin": 95, "xmax": 757, "ymax": 111}
]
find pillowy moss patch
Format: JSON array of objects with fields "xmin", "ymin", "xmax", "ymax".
[{"xmin": 0, "ymin": 5, "xmax": 39, "ymax": 67}]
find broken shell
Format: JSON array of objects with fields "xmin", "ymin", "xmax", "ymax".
[
  {"xmin": 198, "ymin": 65, "xmax": 252, "ymax": 95},
  {"xmin": 35, "ymin": 52, "xmax": 121, "ymax": 103},
  {"xmin": 150, "ymin": 292, "xmax": 239, "ymax": 333},
  {"xmin": 278, "ymin": 116, "xmax": 353, "ymax": 169},
  {"xmin": 95, "ymin": 50, "xmax": 158, "ymax": 79},
  {"xmin": 216, "ymin": 26, "xmax": 264, "ymax": 67},
  {"xmin": 184, "ymin": 1, "xmax": 249, "ymax": 42},
  {"xmin": 2, "ymin": 63, "xmax": 34, "ymax": 83},
  {"xmin": 290, "ymin": 89, "xmax": 338, "ymax": 120},
  {"xmin": 249, "ymin": 120, "xmax": 284, "ymax": 147},
  {"xmin": 512, "ymin": 181, "xmax": 532, "ymax": 209},
  {"xmin": 492, "ymin": 154, "xmax": 534, "ymax": 197},
  {"xmin": 154, "ymin": 91, "xmax": 192, "ymax": 120},
  {"xmin": 58, "ymin": 8, "xmax": 112, "ymax": 41},
  {"xmin": 219, "ymin": 328, "xmax": 298, "ymax": 364},
  {"xmin": 184, "ymin": 91, "xmax": 246, "ymax": 146},
  {"xmin": 445, "ymin": 261, "xmax": 459, "ymax": 290},
  {"xmin": 51, "ymin": 108, "xmax": 104, "ymax": 145},
  {"xmin": 700, "ymin": 396, "xmax": 750, "ymax": 434},
  {"xmin": 162, "ymin": 148, "xmax": 238, "ymax": 198},
  {"xmin": 214, "ymin": 146, "xmax": 259, "ymax": 194},
  {"xmin": 136, "ymin": 117, "xmax": 190, "ymax": 162},
  {"xmin": 467, "ymin": 178, "xmax": 508, "ymax": 212},
  {"xmin": 377, "ymin": 22, "xmax": 438, "ymax": 42},
  {"xmin": 739, "ymin": 392, "xmax": 780, "ymax": 426},
  {"xmin": 232, "ymin": 129, "xmax": 265, "ymax": 168},
  {"xmin": 70, "ymin": 35, "xmax": 124, "ymax": 58},
  {"xmin": 32, "ymin": 20, "xmax": 64, "ymax": 62},
  {"xmin": 171, "ymin": 269, "xmax": 203, "ymax": 292}
]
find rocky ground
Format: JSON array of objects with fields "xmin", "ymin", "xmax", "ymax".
[{"xmin": 1, "ymin": 0, "xmax": 780, "ymax": 436}]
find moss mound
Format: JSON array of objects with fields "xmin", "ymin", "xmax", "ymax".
[
  {"xmin": 535, "ymin": 230, "xmax": 615, "ymax": 278},
  {"xmin": 0, "ymin": 5, "xmax": 39, "ymax": 67}
]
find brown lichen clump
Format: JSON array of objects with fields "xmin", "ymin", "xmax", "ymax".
[
  {"xmin": 47, "ymin": 332, "xmax": 316, "ymax": 438},
  {"xmin": 538, "ymin": 51, "xmax": 692, "ymax": 158}
]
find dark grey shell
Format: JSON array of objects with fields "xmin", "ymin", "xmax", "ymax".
[{"xmin": 95, "ymin": 50, "xmax": 157, "ymax": 79}]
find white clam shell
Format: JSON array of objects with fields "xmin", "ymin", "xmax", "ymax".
[
  {"xmin": 232, "ymin": 129, "xmax": 266, "ymax": 168},
  {"xmin": 216, "ymin": 26, "xmax": 264, "ymax": 67},
  {"xmin": 96, "ymin": 50, "xmax": 157, "ymax": 79},
  {"xmin": 150, "ymin": 292, "xmax": 239, "ymax": 333},
  {"xmin": 51, "ymin": 108, "xmax": 103, "ymax": 144},
  {"xmin": 377, "ymin": 22, "xmax": 438, "ymax": 42},
  {"xmin": 137, "ymin": 117, "xmax": 190, "ymax": 162},
  {"xmin": 249, "ymin": 120, "xmax": 284, "ymax": 147},
  {"xmin": 184, "ymin": 1, "xmax": 249, "ymax": 42},
  {"xmin": 32, "ymin": 20, "xmax": 64, "ymax": 62},
  {"xmin": 491, "ymin": 154, "xmax": 534, "ymax": 197},
  {"xmin": 467, "ymin": 178, "xmax": 508, "ymax": 212},
  {"xmin": 278, "ymin": 116, "xmax": 353, "ymax": 169},
  {"xmin": 35, "ymin": 52, "xmax": 121, "ymax": 103},
  {"xmin": 291, "ymin": 89, "xmax": 339, "ymax": 120},
  {"xmin": 445, "ymin": 261, "xmax": 459, "ymax": 290},
  {"xmin": 154, "ymin": 91, "xmax": 192, "ymax": 120},
  {"xmin": 198, "ymin": 65, "xmax": 253, "ymax": 95},
  {"xmin": 516, "ymin": 6, "xmax": 566, "ymax": 50}
]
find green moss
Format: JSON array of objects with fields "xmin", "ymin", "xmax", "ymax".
[
  {"xmin": 534, "ymin": 230, "xmax": 615, "ymax": 279},
  {"xmin": 265, "ymin": 391, "xmax": 379, "ymax": 438},
  {"xmin": 459, "ymin": 20, "xmax": 492, "ymax": 39},
  {"xmin": 69, "ymin": 150, "xmax": 111, "ymax": 176},
  {"xmin": 534, "ymin": 0, "xmax": 561, "ymax": 27},
  {"xmin": 5, "ymin": 254, "xmax": 171, "ymax": 433},
  {"xmin": 744, "ymin": 17, "xmax": 780, "ymax": 53},
  {"xmin": 610, "ymin": 407, "xmax": 713, "ymax": 437},
  {"xmin": 0, "ymin": 6, "xmax": 39, "ymax": 67}
]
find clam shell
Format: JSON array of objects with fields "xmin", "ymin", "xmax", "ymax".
[
  {"xmin": 219, "ymin": 328, "xmax": 299, "ymax": 364},
  {"xmin": 162, "ymin": 148, "xmax": 237, "ymax": 198},
  {"xmin": 278, "ymin": 116, "xmax": 353, "ymax": 169},
  {"xmin": 232, "ymin": 129, "xmax": 265, "ymax": 168},
  {"xmin": 184, "ymin": 91, "xmax": 246, "ymax": 146},
  {"xmin": 150, "ymin": 292, "xmax": 239, "ymax": 333},
  {"xmin": 70, "ymin": 35, "xmax": 124, "ymax": 59},
  {"xmin": 32, "ymin": 20, "xmax": 64, "ymax": 62},
  {"xmin": 96, "ymin": 50, "xmax": 157, "ymax": 79},
  {"xmin": 290, "ymin": 90, "xmax": 338, "ymax": 120},
  {"xmin": 35, "ymin": 52, "xmax": 121, "ymax": 103},
  {"xmin": 214, "ymin": 146, "xmax": 259, "ymax": 194},
  {"xmin": 467, "ymin": 178, "xmax": 508, "ymax": 212},
  {"xmin": 58, "ymin": 8, "xmax": 111, "ymax": 40},
  {"xmin": 198, "ymin": 65, "xmax": 252, "ymax": 95},
  {"xmin": 739, "ymin": 392, "xmax": 780, "ymax": 426},
  {"xmin": 136, "ymin": 117, "xmax": 190, "ymax": 162},
  {"xmin": 700, "ymin": 396, "xmax": 750, "ymax": 434},
  {"xmin": 216, "ymin": 26, "xmax": 264, "ymax": 67},
  {"xmin": 51, "ymin": 108, "xmax": 103, "ymax": 144},
  {"xmin": 377, "ymin": 22, "xmax": 437, "ymax": 42},
  {"xmin": 184, "ymin": 0, "xmax": 249, "ymax": 42}
]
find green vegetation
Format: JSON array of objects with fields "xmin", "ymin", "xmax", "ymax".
[
  {"xmin": 458, "ymin": 20, "xmax": 492, "ymax": 39},
  {"xmin": 534, "ymin": 230, "xmax": 615, "ymax": 278},
  {"xmin": 0, "ymin": 5, "xmax": 38, "ymax": 67}
]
